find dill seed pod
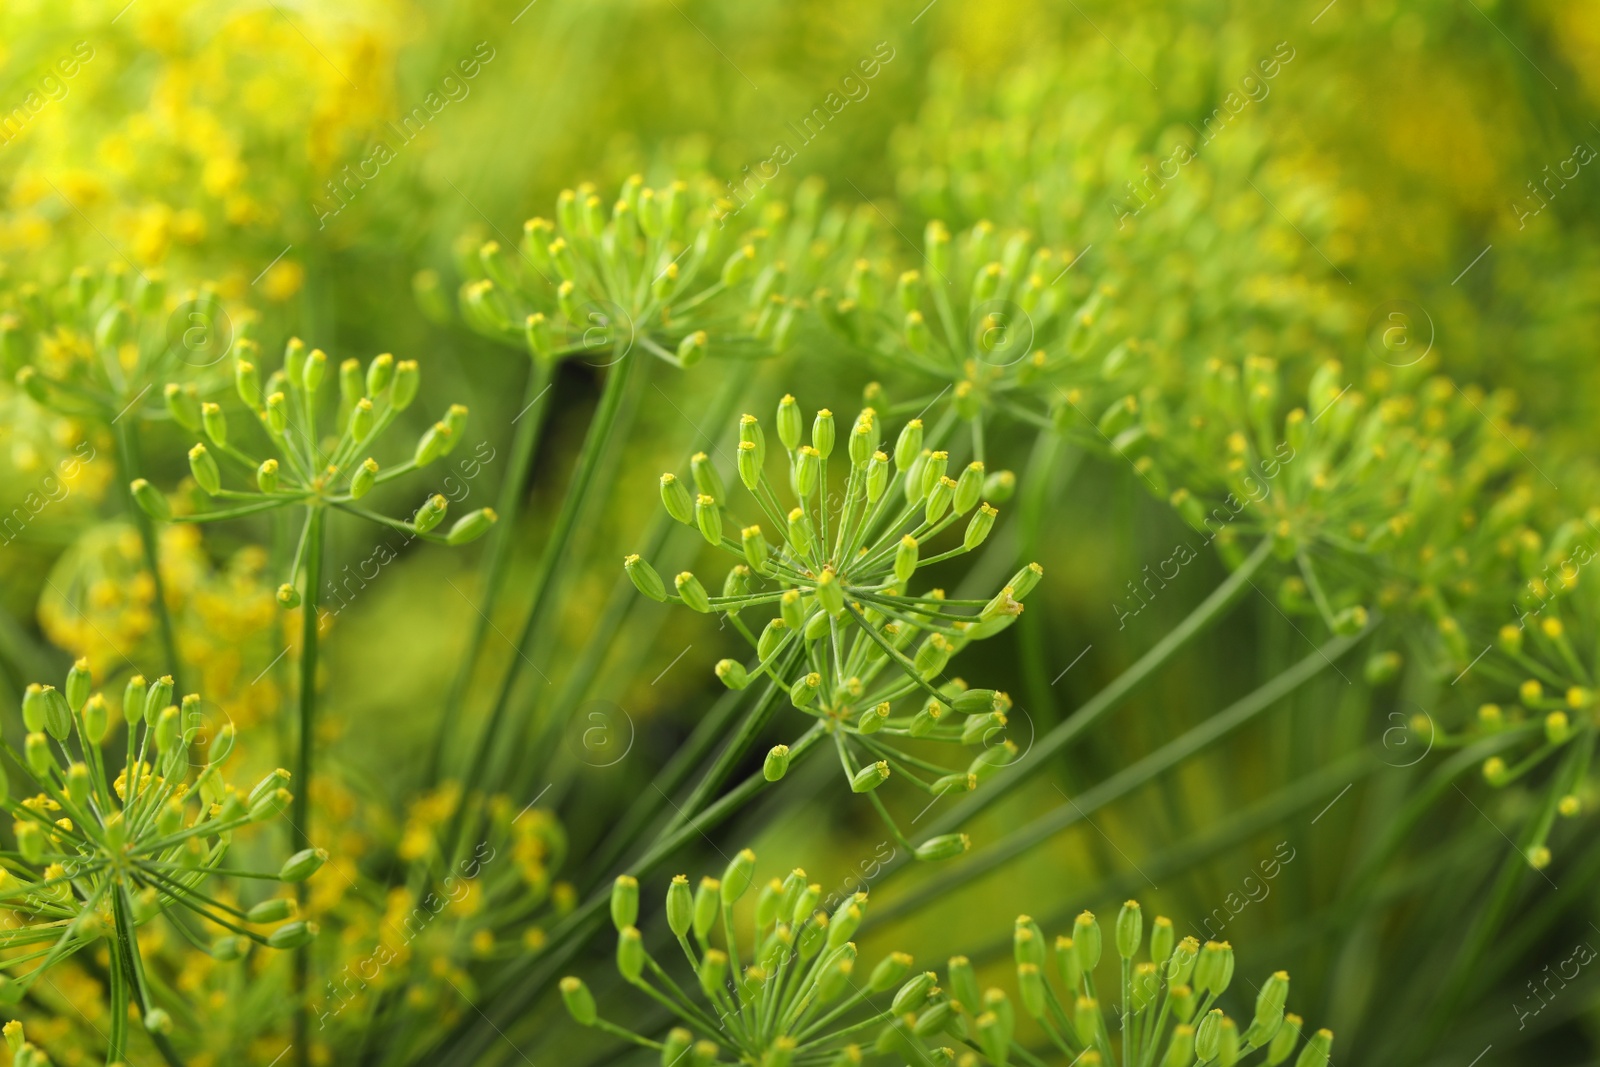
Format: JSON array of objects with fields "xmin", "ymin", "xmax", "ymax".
[
  {"xmin": 280, "ymin": 848, "xmax": 328, "ymax": 882},
  {"xmin": 611, "ymin": 875, "xmax": 640, "ymax": 931},
  {"xmin": 1293, "ymin": 1030, "xmax": 1333, "ymax": 1067},
  {"xmin": 350, "ymin": 458, "xmax": 378, "ymax": 500},
  {"xmin": 265, "ymin": 391, "xmax": 289, "ymax": 434},
  {"xmin": 1164, "ymin": 1024, "xmax": 1197, "ymax": 1067},
  {"xmin": 415, "ymin": 421, "xmax": 452, "ymax": 466},
  {"xmin": 661, "ymin": 1029, "xmax": 692, "ymax": 1067},
  {"xmin": 1117, "ymin": 900, "xmax": 1144, "ymax": 959},
  {"xmin": 954, "ymin": 462, "xmax": 984, "ymax": 515},
  {"xmin": 626, "ymin": 555, "xmax": 667, "ymax": 601},
  {"xmin": 617, "ymin": 926, "xmax": 645, "ymax": 981},
  {"xmin": 1197, "ymin": 1010, "xmax": 1225, "ymax": 1061},
  {"xmin": 413, "ymin": 494, "xmax": 448, "ymax": 533},
  {"xmin": 248, "ymin": 897, "xmax": 295, "ymax": 923},
  {"xmin": 788, "ymin": 507, "xmax": 815, "ymax": 556},
  {"xmin": 722, "ymin": 849, "xmax": 757, "ymax": 903},
  {"xmin": 1074, "ymin": 911, "xmax": 1102, "ymax": 970},
  {"xmin": 894, "ymin": 420, "xmax": 924, "ymax": 470},
  {"xmin": 895, "ymin": 536, "xmax": 919, "ymax": 584},
  {"xmin": 925, "ymin": 476, "xmax": 956, "ymax": 523},
  {"xmin": 675, "ymin": 572, "xmax": 711, "ymax": 613},
  {"xmin": 1056, "ymin": 935, "xmax": 1081, "ymax": 991},
  {"xmin": 738, "ymin": 440, "xmax": 761, "ymax": 489},
  {"xmin": 914, "ymin": 833, "xmax": 969, "ymax": 861},
  {"xmin": 561, "ymin": 977, "xmax": 598, "ymax": 1026},
  {"xmin": 678, "ymin": 331, "xmax": 707, "ymax": 367},
  {"xmin": 661, "ymin": 473, "xmax": 694, "ymax": 524},
  {"xmin": 869, "ymin": 952, "xmax": 913, "ymax": 993},
  {"xmin": 794, "ymin": 445, "xmax": 821, "ymax": 496},
  {"xmin": 1073, "ymin": 996, "xmax": 1099, "ymax": 1045},
  {"xmin": 866, "ymin": 451, "xmax": 890, "ymax": 500},
  {"xmin": 965, "ymin": 503, "xmax": 998, "ymax": 549},
  {"xmin": 859, "ymin": 703, "xmax": 890, "ymax": 734},
  {"xmin": 302, "ymin": 348, "xmax": 327, "ymax": 393},
  {"xmin": 790, "ymin": 672, "xmax": 821, "ymax": 708},
  {"xmin": 165, "ymin": 383, "xmax": 201, "ymax": 430},
  {"xmin": 1266, "ymin": 1015, "xmax": 1303, "ymax": 1065},
  {"xmin": 757, "ymin": 618, "xmax": 787, "ymax": 659},
  {"xmin": 189, "ymin": 444, "xmax": 220, "ymax": 494},
  {"xmin": 1194, "ymin": 941, "xmax": 1234, "ymax": 996},
  {"xmin": 267, "ymin": 921, "xmax": 318, "ymax": 950},
  {"xmin": 850, "ymin": 761, "xmax": 891, "ymax": 793},
  {"xmin": 764, "ymin": 745, "xmax": 791, "ymax": 780},
  {"xmin": 777, "ymin": 394, "xmax": 803, "ymax": 451},
  {"xmin": 781, "ymin": 590, "xmax": 805, "ymax": 631},
  {"xmin": 64, "ymin": 659, "xmax": 91, "ymax": 712},
  {"xmin": 349, "ymin": 397, "xmax": 376, "ymax": 442},
  {"xmin": 201, "ymin": 401, "xmax": 227, "ymax": 447},
  {"xmin": 1151, "ymin": 916, "xmax": 1175, "ymax": 965},
  {"xmin": 666, "ymin": 875, "xmax": 694, "ymax": 937},
  {"xmin": 366, "ymin": 352, "xmax": 394, "ymax": 395},
  {"xmin": 391, "ymin": 360, "xmax": 420, "ymax": 410},
  {"xmin": 743, "ymin": 526, "xmax": 771, "ymax": 575},
  {"xmin": 816, "ymin": 569, "xmax": 845, "ymax": 616},
  {"xmin": 1010, "ymin": 562, "xmax": 1044, "ymax": 598},
  {"xmin": 916, "ymin": 999, "xmax": 954, "ymax": 1038},
  {"xmin": 695, "ymin": 494, "xmax": 722, "ymax": 545},
  {"xmin": 81, "ymin": 694, "xmax": 107, "ymax": 744},
  {"xmin": 812, "ymin": 409, "xmax": 836, "ymax": 458},
  {"xmin": 1244, "ymin": 971, "xmax": 1290, "ymax": 1047},
  {"xmin": 691, "ymin": 452, "xmax": 724, "ymax": 503},
  {"xmin": 716, "ymin": 659, "xmax": 749, "ymax": 690},
  {"xmin": 236, "ymin": 358, "xmax": 262, "ymax": 408},
  {"xmin": 1014, "ymin": 915, "xmax": 1046, "ymax": 967},
  {"xmin": 130, "ymin": 478, "xmax": 171, "ymax": 521},
  {"xmin": 893, "ymin": 971, "xmax": 937, "ymax": 1014}
]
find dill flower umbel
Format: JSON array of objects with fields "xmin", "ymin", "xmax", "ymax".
[
  {"xmin": 627, "ymin": 396, "xmax": 1037, "ymax": 855},
  {"xmin": 563, "ymin": 849, "xmax": 927, "ymax": 1065},
  {"xmin": 133, "ymin": 336, "xmax": 497, "ymax": 581},
  {"xmin": 817, "ymin": 219, "xmax": 1119, "ymax": 450},
  {"xmin": 911, "ymin": 906, "xmax": 1332, "ymax": 1066},
  {"xmin": 457, "ymin": 176, "xmax": 860, "ymax": 368},
  {"xmin": 4, "ymin": 662, "xmax": 320, "ymax": 1062}
]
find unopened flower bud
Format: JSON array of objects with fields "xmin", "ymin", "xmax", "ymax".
[
  {"xmin": 675, "ymin": 571, "xmax": 711, "ymax": 612},
  {"xmin": 413, "ymin": 494, "xmax": 448, "ymax": 533},
  {"xmin": 189, "ymin": 443, "xmax": 221, "ymax": 495},
  {"xmin": 131, "ymin": 479, "xmax": 170, "ymax": 521},
  {"xmin": 716, "ymin": 659, "xmax": 750, "ymax": 690},
  {"xmin": 914, "ymin": 833, "xmax": 969, "ymax": 861}
]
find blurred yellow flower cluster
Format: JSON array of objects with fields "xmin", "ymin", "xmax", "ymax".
[{"xmin": 0, "ymin": 0, "xmax": 406, "ymax": 300}]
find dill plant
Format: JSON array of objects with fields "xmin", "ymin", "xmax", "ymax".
[{"xmin": 4, "ymin": 662, "xmax": 317, "ymax": 1064}]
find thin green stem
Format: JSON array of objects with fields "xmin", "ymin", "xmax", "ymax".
[
  {"xmin": 292, "ymin": 504, "xmax": 325, "ymax": 1067},
  {"xmin": 428, "ymin": 356, "xmax": 556, "ymax": 783}
]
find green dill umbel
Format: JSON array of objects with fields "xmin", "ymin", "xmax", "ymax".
[
  {"xmin": 627, "ymin": 395, "xmax": 1038, "ymax": 856},
  {"xmin": 563, "ymin": 850, "xmax": 926, "ymax": 1065},
  {"xmin": 903, "ymin": 907, "xmax": 1332, "ymax": 1067},
  {"xmin": 5, "ymin": 662, "xmax": 319, "ymax": 1063},
  {"xmin": 3, "ymin": 265, "xmax": 249, "ymax": 691},
  {"xmin": 130, "ymin": 332, "xmax": 491, "ymax": 1056},
  {"xmin": 814, "ymin": 218, "xmax": 1119, "ymax": 461}
]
